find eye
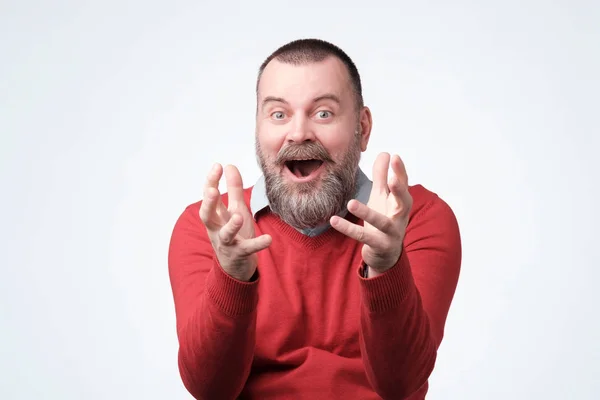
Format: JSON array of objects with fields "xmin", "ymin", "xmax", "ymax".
[
  {"xmin": 271, "ymin": 111, "xmax": 286, "ymax": 120},
  {"xmin": 316, "ymin": 110, "xmax": 332, "ymax": 119}
]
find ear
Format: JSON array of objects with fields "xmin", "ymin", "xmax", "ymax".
[{"xmin": 358, "ymin": 106, "xmax": 373, "ymax": 152}]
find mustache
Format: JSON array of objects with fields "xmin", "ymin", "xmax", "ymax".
[{"xmin": 275, "ymin": 142, "xmax": 334, "ymax": 165}]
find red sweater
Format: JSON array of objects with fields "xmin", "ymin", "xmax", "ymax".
[{"xmin": 168, "ymin": 184, "xmax": 461, "ymax": 399}]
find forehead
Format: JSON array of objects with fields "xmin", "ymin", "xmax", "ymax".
[{"xmin": 257, "ymin": 57, "xmax": 353, "ymax": 105}]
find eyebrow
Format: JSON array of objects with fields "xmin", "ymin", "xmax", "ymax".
[
  {"xmin": 261, "ymin": 93, "xmax": 341, "ymax": 109},
  {"xmin": 262, "ymin": 96, "xmax": 288, "ymax": 107}
]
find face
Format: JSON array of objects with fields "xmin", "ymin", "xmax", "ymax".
[{"xmin": 255, "ymin": 56, "xmax": 372, "ymax": 229}]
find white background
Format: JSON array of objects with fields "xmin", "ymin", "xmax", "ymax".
[{"xmin": 1, "ymin": 1, "xmax": 598, "ymax": 399}]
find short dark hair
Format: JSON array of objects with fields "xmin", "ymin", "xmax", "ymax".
[{"xmin": 256, "ymin": 38, "xmax": 364, "ymax": 108}]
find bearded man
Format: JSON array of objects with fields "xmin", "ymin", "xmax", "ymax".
[{"xmin": 168, "ymin": 38, "xmax": 462, "ymax": 400}]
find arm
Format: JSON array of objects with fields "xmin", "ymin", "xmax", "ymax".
[
  {"xmin": 168, "ymin": 204, "xmax": 259, "ymax": 400},
  {"xmin": 358, "ymin": 196, "xmax": 462, "ymax": 399}
]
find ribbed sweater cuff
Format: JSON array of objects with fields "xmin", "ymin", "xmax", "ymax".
[
  {"xmin": 206, "ymin": 258, "xmax": 259, "ymax": 317},
  {"xmin": 359, "ymin": 250, "xmax": 415, "ymax": 313}
]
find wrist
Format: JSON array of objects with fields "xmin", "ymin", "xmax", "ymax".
[
  {"xmin": 362, "ymin": 264, "xmax": 391, "ymax": 279},
  {"xmin": 362, "ymin": 251, "xmax": 403, "ymax": 278},
  {"xmin": 365, "ymin": 266, "xmax": 384, "ymax": 278},
  {"xmin": 228, "ymin": 268, "xmax": 258, "ymax": 282},
  {"xmin": 219, "ymin": 259, "xmax": 257, "ymax": 282}
]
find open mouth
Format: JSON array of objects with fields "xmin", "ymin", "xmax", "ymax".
[{"xmin": 284, "ymin": 159, "xmax": 324, "ymax": 179}]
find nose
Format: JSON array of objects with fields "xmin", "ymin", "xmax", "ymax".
[{"xmin": 286, "ymin": 115, "xmax": 315, "ymax": 143}]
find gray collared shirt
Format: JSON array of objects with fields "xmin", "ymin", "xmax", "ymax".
[{"xmin": 250, "ymin": 168, "xmax": 373, "ymax": 236}]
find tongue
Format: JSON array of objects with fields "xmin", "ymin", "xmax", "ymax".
[{"xmin": 293, "ymin": 160, "xmax": 322, "ymax": 177}]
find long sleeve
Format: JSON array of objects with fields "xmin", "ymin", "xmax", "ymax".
[
  {"xmin": 358, "ymin": 195, "xmax": 462, "ymax": 399},
  {"xmin": 168, "ymin": 204, "xmax": 258, "ymax": 400}
]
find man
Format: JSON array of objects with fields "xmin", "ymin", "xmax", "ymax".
[{"xmin": 168, "ymin": 38, "xmax": 461, "ymax": 399}]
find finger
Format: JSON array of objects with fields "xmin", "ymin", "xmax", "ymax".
[
  {"xmin": 390, "ymin": 154, "xmax": 408, "ymax": 186},
  {"xmin": 201, "ymin": 187, "xmax": 231, "ymax": 224},
  {"xmin": 216, "ymin": 199, "xmax": 231, "ymax": 221},
  {"xmin": 224, "ymin": 164, "xmax": 245, "ymax": 210},
  {"xmin": 329, "ymin": 215, "xmax": 383, "ymax": 248},
  {"xmin": 202, "ymin": 163, "xmax": 223, "ymax": 217},
  {"xmin": 204, "ymin": 163, "xmax": 223, "ymax": 194},
  {"xmin": 237, "ymin": 234, "xmax": 273, "ymax": 256},
  {"xmin": 371, "ymin": 152, "xmax": 391, "ymax": 195},
  {"xmin": 218, "ymin": 213, "xmax": 244, "ymax": 244},
  {"xmin": 201, "ymin": 164, "xmax": 225, "ymax": 226},
  {"xmin": 347, "ymin": 199, "xmax": 395, "ymax": 234},
  {"xmin": 389, "ymin": 155, "xmax": 412, "ymax": 214},
  {"xmin": 200, "ymin": 187, "xmax": 221, "ymax": 227}
]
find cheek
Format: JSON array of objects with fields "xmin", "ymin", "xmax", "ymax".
[
  {"xmin": 257, "ymin": 130, "xmax": 285, "ymax": 158},
  {"xmin": 318, "ymin": 132, "xmax": 356, "ymax": 160}
]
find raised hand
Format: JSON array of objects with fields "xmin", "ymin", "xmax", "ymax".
[
  {"xmin": 200, "ymin": 163, "xmax": 272, "ymax": 281},
  {"xmin": 330, "ymin": 153, "xmax": 413, "ymax": 274}
]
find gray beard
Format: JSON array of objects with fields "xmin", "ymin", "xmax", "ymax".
[{"xmin": 256, "ymin": 135, "xmax": 362, "ymax": 230}]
